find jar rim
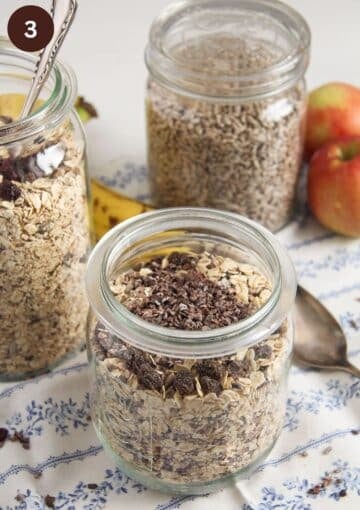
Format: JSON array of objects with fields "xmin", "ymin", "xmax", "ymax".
[
  {"xmin": 0, "ymin": 38, "xmax": 77, "ymax": 145},
  {"xmin": 86, "ymin": 208, "xmax": 297, "ymax": 358},
  {"xmin": 145, "ymin": 0, "xmax": 311, "ymax": 101}
]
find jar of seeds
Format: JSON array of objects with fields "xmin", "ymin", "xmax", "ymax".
[
  {"xmin": 86, "ymin": 208, "xmax": 297, "ymax": 494},
  {"xmin": 0, "ymin": 39, "xmax": 92, "ymax": 381},
  {"xmin": 145, "ymin": 0, "xmax": 311, "ymax": 231}
]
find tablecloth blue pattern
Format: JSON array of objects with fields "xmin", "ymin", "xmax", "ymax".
[{"xmin": 0, "ymin": 160, "xmax": 359, "ymax": 510}]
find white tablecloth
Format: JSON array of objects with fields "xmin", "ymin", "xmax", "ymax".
[{"xmin": 0, "ymin": 160, "xmax": 359, "ymax": 510}]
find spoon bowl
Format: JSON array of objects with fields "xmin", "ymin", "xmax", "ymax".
[{"xmin": 294, "ymin": 286, "xmax": 360, "ymax": 377}]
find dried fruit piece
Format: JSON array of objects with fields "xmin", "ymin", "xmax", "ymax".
[
  {"xmin": 254, "ymin": 344, "xmax": 272, "ymax": 359},
  {"xmin": 195, "ymin": 360, "xmax": 224, "ymax": 381},
  {"xmin": 0, "ymin": 427, "xmax": 8, "ymax": 446},
  {"xmin": 0, "ymin": 181, "xmax": 21, "ymax": 201},
  {"xmin": 173, "ymin": 370, "xmax": 195, "ymax": 395},
  {"xmin": 200, "ymin": 376, "xmax": 221, "ymax": 395},
  {"xmin": 44, "ymin": 494, "xmax": 55, "ymax": 508},
  {"xmin": 139, "ymin": 367, "xmax": 163, "ymax": 390},
  {"xmin": 128, "ymin": 351, "xmax": 150, "ymax": 374},
  {"xmin": 226, "ymin": 359, "xmax": 249, "ymax": 377}
]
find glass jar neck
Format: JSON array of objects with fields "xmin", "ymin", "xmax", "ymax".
[
  {"xmin": 0, "ymin": 38, "xmax": 77, "ymax": 145},
  {"xmin": 86, "ymin": 208, "xmax": 297, "ymax": 358},
  {"xmin": 145, "ymin": 0, "xmax": 310, "ymax": 101}
]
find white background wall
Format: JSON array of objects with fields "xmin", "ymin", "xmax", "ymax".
[{"xmin": 1, "ymin": 0, "xmax": 360, "ymax": 171}]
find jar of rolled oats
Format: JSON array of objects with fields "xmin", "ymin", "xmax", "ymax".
[
  {"xmin": 145, "ymin": 0, "xmax": 311, "ymax": 232},
  {"xmin": 86, "ymin": 208, "xmax": 296, "ymax": 494},
  {"xmin": 0, "ymin": 39, "xmax": 92, "ymax": 381}
]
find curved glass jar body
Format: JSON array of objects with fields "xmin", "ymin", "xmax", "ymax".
[
  {"xmin": 86, "ymin": 208, "xmax": 297, "ymax": 494},
  {"xmin": 145, "ymin": 0, "xmax": 311, "ymax": 232},
  {"xmin": 0, "ymin": 40, "xmax": 92, "ymax": 381}
]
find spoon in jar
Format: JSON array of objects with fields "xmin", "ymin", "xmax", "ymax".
[
  {"xmin": 294, "ymin": 285, "xmax": 360, "ymax": 377},
  {"xmin": 20, "ymin": 0, "xmax": 77, "ymax": 119}
]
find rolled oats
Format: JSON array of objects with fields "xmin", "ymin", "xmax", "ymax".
[
  {"xmin": 146, "ymin": 38, "xmax": 306, "ymax": 232},
  {"xmin": 0, "ymin": 121, "xmax": 91, "ymax": 379},
  {"xmin": 90, "ymin": 252, "xmax": 291, "ymax": 486}
]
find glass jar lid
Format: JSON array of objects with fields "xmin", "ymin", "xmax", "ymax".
[
  {"xmin": 145, "ymin": 0, "xmax": 311, "ymax": 100},
  {"xmin": 86, "ymin": 208, "xmax": 297, "ymax": 359}
]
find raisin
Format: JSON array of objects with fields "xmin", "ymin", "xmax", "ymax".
[
  {"xmin": 139, "ymin": 367, "xmax": 163, "ymax": 390},
  {"xmin": 0, "ymin": 181, "xmax": 21, "ymax": 201},
  {"xmin": 200, "ymin": 376, "xmax": 221, "ymax": 395},
  {"xmin": 44, "ymin": 495, "xmax": 55, "ymax": 508},
  {"xmin": 254, "ymin": 343, "xmax": 272, "ymax": 359},
  {"xmin": 195, "ymin": 360, "xmax": 224, "ymax": 381},
  {"xmin": 173, "ymin": 370, "xmax": 195, "ymax": 395},
  {"xmin": 0, "ymin": 427, "xmax": 8, "ymax": 443},
  {"xmin": 127, "ymin": 350, "xmax": 149, "ymax": 374},
  {"xmin": 226, "ymin": 359, "xmax": 249, "ymax": 377}
]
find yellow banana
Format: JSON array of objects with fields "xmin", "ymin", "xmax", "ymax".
[{"xmin": 91, "ymin": 179, "xmax": 154, "ymax": 241}]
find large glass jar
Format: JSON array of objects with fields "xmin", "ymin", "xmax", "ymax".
[
  {"xmin": 145, "ymin": 0, "xmax": 311, "ymax": 232},
  {"xmin": 0, "ymin": 39, "xmax": 92, "ymax": 381},
  {"xmin": 86, "ymin": 208, "xmax": 297, "ymax": 494}
]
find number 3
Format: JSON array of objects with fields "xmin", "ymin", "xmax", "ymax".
[{"xmin": 24, "ymin": 20, "xmax": 37, "ymax": 39}]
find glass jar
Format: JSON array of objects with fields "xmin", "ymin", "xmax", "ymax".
[
  {"xmin": 86, "ymin": 208, "xmax": 296, "ymax": 494},
  {"xmin": 0, "ymin": 39, "xmax": 92, "ymax": 381},
  {"xmin": 145, "ymin": 0, "xmax": 311, "ymax": 232}
]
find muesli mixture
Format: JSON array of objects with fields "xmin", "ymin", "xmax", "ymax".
[
  {"xmin": 90, "ymin": 251, "xmax": 291, "ymax": 485},
  {"xmin": 0, "ymin": 121, "xmax": 90, "ymax": 378},
  {"xmin": 146, "ymin": 38, "xmax": 306, "ymax": 231}
]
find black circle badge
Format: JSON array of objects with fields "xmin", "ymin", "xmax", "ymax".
[{"xmin": 8, "ymin": 5, "xmax": 54, "ymax": 52}]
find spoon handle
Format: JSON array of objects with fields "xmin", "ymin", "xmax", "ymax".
[
  {"xmin": 342, "ymin": 362, "xmax": 360, "ymax": 378},
  {"xmin": 20, "ymin": 0, "xmax": 77, "ymax": 119}
]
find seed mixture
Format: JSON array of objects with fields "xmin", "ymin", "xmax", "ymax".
[
  {"xmin": 90, "ymin": 251, "xmax": 291, "ymax": 485},
  {"xmin": 0, "ymin": 121, "xmax": 90, "ymax": 379},
  {"xmin": 146, "ymin": 37, "xmax": 306, "ymax": 231}
]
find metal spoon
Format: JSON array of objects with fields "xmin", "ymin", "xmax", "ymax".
[
  {"xmin": 20, "ymin": 0, "xmax": 77, "ymax": 119},
  {"xmin": 294, "ymin": 285, "xmax": 360, "ymax": 377}
]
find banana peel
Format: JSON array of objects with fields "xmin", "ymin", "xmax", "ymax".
[
  {"xmin": 75, "ymin": 96, "xmax": 98, "ymax": 123},
  {"xmin": 91, "ymin": 179, "xmax": 154, "ymax": 241}
]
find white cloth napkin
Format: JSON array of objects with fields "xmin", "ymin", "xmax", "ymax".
[{"xmin": 0, "ymin": 160, "xmax": 359, "ymax": 510}]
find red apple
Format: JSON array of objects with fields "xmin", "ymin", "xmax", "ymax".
[
  {"xmin": 308, "ymin": 137, "xmax": 360, "ymax": 237},
  {"xmin": 306, "ymin": 82, "xmax": 360, "ymax": 158}
]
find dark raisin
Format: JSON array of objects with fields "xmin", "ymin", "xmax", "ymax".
[
  {"xmin": 0, "ymin": 181, "xmax": 21, "ymax": 201},
  {"xmin": 195, "ymin": 360, "xmax": 224, "ymax": 381},
  {"xmin": 44, "ymin": 494, "xmax": 56, "ymax": 508},
  {"xmin": 139, "ymin": 367, "xmax": 163, "ymax": 390},
  {"xmin": 226, "ymin": 359, "xmax": 249, "ymax": 377},
  {"xmin": 87, "ymin": 483, "xmax": 98, "ymax": 489},
  {"xmin": 200, "ymin": 376, "xmax": 221, "ymax": 395},
  {"xmin": 129, "ymin": 351, "xmax": 150, "ymax": 374},
  {"xmin": 173, "ymin": 370, "xmax": 195, "ymax": 395},
  {"xmin": 0, "ymin": 428, "xmax": 8, "ymax": 443},
  {"xmin": 339, "ymin": 489, "xmax": 347, "ymax": 498},
  {"xmin": 307, "ymin": 485, "xmax": 321, "ymax": 495},
  {"xmin": 254, "ymin": 343, "xmax": 272, "ymax": 359}
]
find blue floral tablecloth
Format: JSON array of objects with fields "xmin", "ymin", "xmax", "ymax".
[{"xmin": 0, "ymin": 159, "xmax": 359, "ymax": 510}]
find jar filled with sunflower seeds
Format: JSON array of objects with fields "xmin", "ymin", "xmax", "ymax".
[
  {"xmin": 0, "ymin": 39, "xmax": 92, "ymax": 381},
  {"xmin": 86, "ymin": 208, "xmax": 297, "ymax": 494},
  {"xmin": 145, "ymin": 0, "xmax": 311, "ymax": 231}
]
